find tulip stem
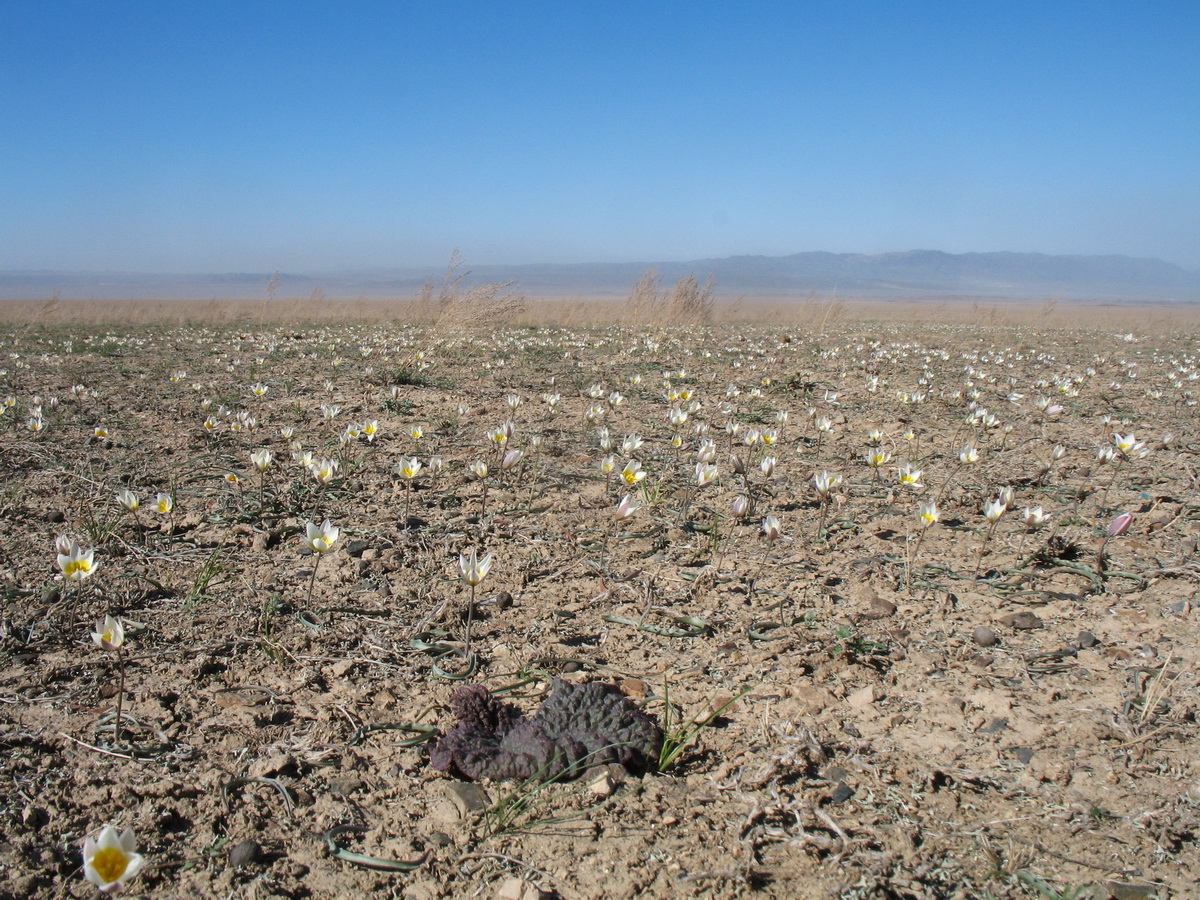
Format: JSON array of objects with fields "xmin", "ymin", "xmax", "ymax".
[
  {"xmin": 974, "ymin": 521, "xmax": 998, "ymax": 578},
  {"xmin": 306, "ymin": 554, "xmax": 321, "ymax": 608},
  {"xmin": 464, "ymin": 583, "xmax": 476, "ymax": 656},
  {"xmin": 114, "ymin": 647, "xmax": 126, "ymax": 747}
]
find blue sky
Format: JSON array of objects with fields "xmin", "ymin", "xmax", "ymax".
[{"xmin": 2, "ymin": 1, "xmax": 1197, "ymax": 273}]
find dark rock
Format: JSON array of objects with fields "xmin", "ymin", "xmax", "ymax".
[
  {"xmin": 972, "ymin": 626, "xmax": 998, "ymax": 647},
  {"xmin": 1078, "ymin": 630, "xmax": 1099, "ymax": 647},
  {"xmin": 998, "ymin": 612, "xmax": 1044, "ymax": 630},
  {"xmin": 862, "ymin": 597, "xmax": 897, "ymax": 619},
  {"xmin": 1011, "ymin": 747, "xmax": 1036, "ymax": 765},
  {"xmin": 45, "ymin": 510, "xmax": 65, "ymax": 523},
  {"xmin": 228, "ymin": 840, "xmax": 261, "ymax": 869},
  {"xmin": 828, "ymin": 782, "xmax": 855, "ymax": 804},
  {"xmin": 345, "ymin": 540, "xmax": 371, "ymax": 558}
]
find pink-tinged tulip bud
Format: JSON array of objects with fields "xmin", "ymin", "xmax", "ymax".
[
  {"xmin": 615, "ymin": 494, "xmax": 640, "ymax": 519},
  {"xmin": 1108, "ymin": 512, "xmax": 1133, "ymax": 537},
  {"xmin": 761, "ymin": 516, "xmax": 783, "ymax": 541},
  {"xmin": 730, "ymin": 495, "xmax": 751, "ymax": 518},
  {"xmin": 501, "ymin": 449, "xmax": 524, "ymax": 470}
]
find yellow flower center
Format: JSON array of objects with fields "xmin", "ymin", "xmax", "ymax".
[
  {"xmin": 91, "ymin": 846, "xmax": 130, "ymax": 884},
  {"xmin": 312, "ymin": 537, "xmax": 330, "ymax": 553},
  {"xmin": 65, "ymin": 559, "xmax": 90, "ymax": 578}
]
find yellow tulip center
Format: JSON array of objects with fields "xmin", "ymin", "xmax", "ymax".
[
  {"xmin": 312, "ymin": 538, "xmax": 330, "ymax": 553},
  {"xmin": 65, "ymin": 559, "xmax": 90, "ymax": 578},
  {"xmin": 91, "ymin": 847, "xmax": 130, "ymax": 884}
]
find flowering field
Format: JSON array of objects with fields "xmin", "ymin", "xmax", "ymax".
[{"xmin": 1, "ymin": 306, "xmax": 1198, "ymax": 899}]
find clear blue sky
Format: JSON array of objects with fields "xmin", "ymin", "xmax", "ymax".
[{"xmin": 2, "ymin": 1, "xmax": 1197, "ymax": 273}]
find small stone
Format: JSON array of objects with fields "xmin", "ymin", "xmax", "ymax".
[
  {"xmin": 828, "ymin": 782, "xmax": 855, "ymax": 804},
  {"xmin": 997, "ymin": 612, "xmax": 1043, "ymax": 630},
  {"xmin": 21, "ymin": 807, "xmax": 48, "ymax": 830},
  {"xmin": 862, "ymin": 597, "xmax": 897, "ymax": 619},
  {"xmin": 228, "ymin": 839, "xmax": 261, "ymax": 869},
  {"xmin": 345, "ymin": 540, "xmax": 371, "ymax": 558},
  {"xmin": 45, "ymin": 509, "xmax": 65, "ymax": 523},
  {"xmin": 1078, "ymin": 630, "xmax": 1099, "ymax": 647},
  {"xmin": 327, "ymin": 776, "xmax": 365, "ymax": 794},
  {"xmin": 620, "ymin": 678, "xmax": 648, "ymax": 699},
  {"xmin": 587, "ymin": 772, "xmax": 616, "ymax": 798},
  {"xmin": 1164, "ymin": 600, "xmax": 1190, "ymax": 616},
  {"xmin": 979, "ymin": 717, "xmax": 1008, "ymax": 734},
  {"xmin": 1011, "ymin": 747, "xmax": 1036, "ymax": 765},
  {"xmin": 443, "ymin": 782, "xmax": 490, "ymax": 818},
  {"xmin": 847, "ymin": 685, "xmax": 878, "ymax": 709},
  {"xmin": 495, "ymin": 877, "xmax": 550, "ymax": 900},
  {"xmin": 791, "ymin": 684, "xmax": 834, "ymax": 711},
  {"xmin": 1105, "ymin": 880, "xmax": 1159, "ymax": 900},
  {"xmin": 248, "ymin": 754, "xmax": 294, "ymax": 778},
  {"xmin": 972, "ymin": 626, "xmax": 998, "ymax": 647},
  {"xmin": 426, "ymin": 831, "xmax": 453, "ymax": 847}
]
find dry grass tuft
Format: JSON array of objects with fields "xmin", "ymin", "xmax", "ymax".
[{"xmin": 621, "ymin": 269, "xmax": 715, "ymax": 327}]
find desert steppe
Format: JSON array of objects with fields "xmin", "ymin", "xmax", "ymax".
[{"xmin": 1, "ymin": 295, "xmax": 1197, "ymax": 899}]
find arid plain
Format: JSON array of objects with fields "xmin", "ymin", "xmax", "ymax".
[{"xmin": 1, "ymin": 294, "xmax": 1197, "ymax": 899}]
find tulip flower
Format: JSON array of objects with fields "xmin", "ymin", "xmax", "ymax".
[
  {"xmin": 897, "ymin": 463, "xmax": 923, "ymax": 490},
  {"xmin": 83, "ymin": 825, "xmax": 145, "ymax": 893},
  {"xmin": 622, "ymin": 460, "xmax": 646, "ymax": 487},
  {"xmin": 155, "ymin": 492, "xmax": 173, "ymax": 515},
  {"xmin": 302, "ymin": 519, "xmax": 339, "ymax": 607},
  {"xmin": 761, "ymin": 515, "xmax": 783, "ymax": 542},
  {"xmin": 694, "ymin": 462, "xmax": 719, "ymax": 488},
  {"xmin": 115, "ymin": 490, "xmax": 139, "ymax": 512},
  {"xmin": 458, "ymin": 547, "xmax": 494, "ymax": 655},
  {"xmin": 311, "ymin": 457, "xmax": 338, "ymax": 484},
  {"xmin": 58, "ymin": 540, "xmax": 97, "ymax": 582},
  {"xmin": 250, "ymin": 449, "xmax": 272, "ymax": 472},
  {"xmin": 396, "ymin": 457, "xmax": 421, "ymax": 520},
  {"xmin": 92, "ymin": 614, "xmax": 124, "ymax": 651},
  {"xmin": 91, "ymin": 615, "xmax": 129, "ymax": 744},
  {"xmin": 1023, "ymin": 506, "xmax": 1048, "ymax": 528},
  {"xmin": 1108, "ymin": 511, "xmax": 1133, "ymax": 537},
  {"xmin": 975, "ymin": 496, "xmax": 1008, "ymax": 576}
]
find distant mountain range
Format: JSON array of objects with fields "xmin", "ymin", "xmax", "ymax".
[{"xmin": 3, "ymin": 250, "xmax": 1198, "ymax": 302}]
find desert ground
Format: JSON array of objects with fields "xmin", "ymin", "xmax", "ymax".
[{"xmin": 0, "ymin": 294, "xmax": 1197, "ymax": 899}]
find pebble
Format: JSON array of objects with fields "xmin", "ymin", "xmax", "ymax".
[
  {"xmin": 997, "ymin": 612, "xmax": 1044, "ymax": 630},
  {"xmin": 862, "ymin": 597, "xmax": 897, "ymax": 619},
  {"xmin": 1078, "ymin": 630, "xmax": 1099, "ymax": 648},
  {"xmin": 495, "ymin": 878, "xmax": 551, "ymax": 900},
  {"xmin": 972, "ymin": 626, "xmax": 998, "ymax": 647},
  {"xmin": 228, "ymin": 839, "xmax": 261, "ymax": 869},
  {"xmin": 443, "ymin": 782, "xmax": 490, "ymax": 818},
  {"xmin": 828, "ymin": 782, "xmax": 855, "ymax": 804},
  {"xmin": 847, "ymin": 685, "xmax": 878, "ymax": 709}
]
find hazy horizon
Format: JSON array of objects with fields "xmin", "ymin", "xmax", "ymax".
[{"xmin": 3, "ymin": 2, "xmax": 1198, "ymax": 272}]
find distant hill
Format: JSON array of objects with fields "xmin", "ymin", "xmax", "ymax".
[{"xmin": 2, "ymin": 250, "xmax": 1198, "ymax": 302}]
